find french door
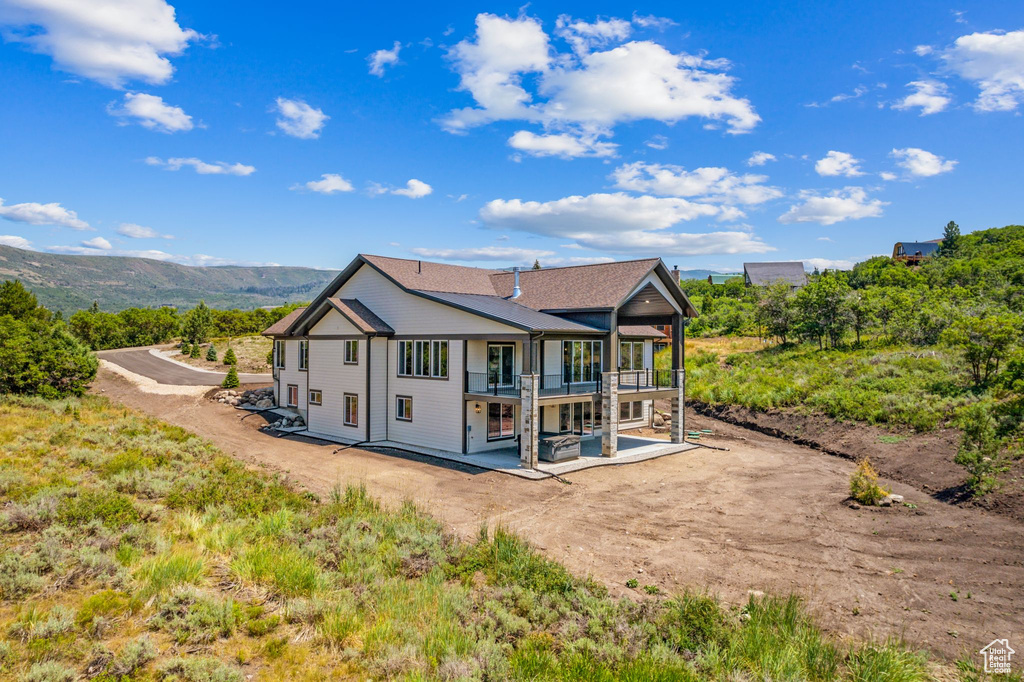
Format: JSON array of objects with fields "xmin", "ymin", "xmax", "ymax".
[{"xmin": 487, "ymin": 343, "xmax": 515, "ymax": 386}]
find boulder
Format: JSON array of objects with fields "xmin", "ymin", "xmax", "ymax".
[
  {"xmin": 877, "ymin": 496, "xmax": 893, "ymax": 507},
  {"xmin": 255, "ymin": 399, "xmax": 273, "ymax": 409},
  {"xmin": 889, "ymin": 494, "xmax": 904, "ymax": 504},
  {"xmin": 652, "ymin": 412, "xmax": 665, "ymax": 427}
]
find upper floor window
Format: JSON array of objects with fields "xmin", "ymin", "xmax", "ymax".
[
  {"xmin": 562, "ymin": 340, "xmax": 602, "ymax": 383},
  {"xmin": 344, "ymin": 339, "xmax": 358, "ymax": 364},
  {"xmin": 619, "ymin": 341, "xmax": 644, "ymax": 371},
  {"xmin": 398, "ymin": 340, "xmax": 447, "ymax": 378},
  {"xmin": 274, "ymin": 340, "xmax": 285, "ymax": 369},
  {"xmin": 298, "ymin": 340, "xmax": 308, "ymax": 370}
]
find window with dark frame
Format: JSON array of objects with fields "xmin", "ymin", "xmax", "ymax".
[
  {"xmin": 619, "ymin": 341, "xmax": 645, "ymax": 371},
  {"xmin": 274, "ymin": 340, "xmax": 285, "ymax": 369},
  {"xmin": 487, "ymin": 343, "xmax": 515, "ymax": 385},
  {"xmin": 557, "ymin": 401, "xmax": 593, "ymax": 435},
  {"xmin": 562, "ymin": 340, "xmax": 602, "ymax": 383},
  {"xmin": 308, "ymin": 389, "xmax": 322, "ymax": 405},
  {"xmin": 619, "ymin": 400, "xmax": 643, "ymax": 421},
  {"xmin": 487, "ymin": 402, "xmax": 514, "ymax": 440},
  {"xmin": 344, "ymin": 339, "xmax": 358, "ymax": 364},
  {"xmin": 396, "ymin": 395, "xmax": 412, "ymax": 421},
  {"xmin": 298, "ymin": 340, "xmax": 308, "ymax": 370},
  {"xmin": 344, "ymin": 393, "xmax": 358, "ymax": 426},
  {"xmin": 397, "ymin": 340, "xmax": 447, "ymax": 378},
  {"xmin": 287, "ymin": 384, "xmax": 298, "ymax": 407}
]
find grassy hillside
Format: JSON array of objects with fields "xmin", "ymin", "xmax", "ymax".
[
  {"xmin": 0, "ymin": 396, "xmax": 947, "ymax": 681},
  {"xmin": 0, "ymin": 245, "xmax": 337, "ymax": 315}
]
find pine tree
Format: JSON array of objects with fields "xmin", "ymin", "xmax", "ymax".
[
  {"xmin": 222, "ymin": 366, "xmax": 240, "ymax": 389},
  {"xmin": 223, "ymin": 347, "xmax": 238, "ymax": 365},
  {"xmin": 180, "ymin": 341, "xmax": 191, "ymax": 355},
  {"xmin": 939, "ymin": 220, "xmax": 961, "ymax": 257},
  {"xmin": 189, "ymin": 343, "xmax": 200, "ymax": 359},
  {"xmin": 206, "ymin": 344, "xmax": 217, "ymax": 362},
  {"xmin": 532, "ymin": 259, "xmax": 541, "ymax": 270}
]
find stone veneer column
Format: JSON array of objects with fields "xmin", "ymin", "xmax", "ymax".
[
  {"xmin": 670, "ymin": 368, "xmax": 686, "ymax": 444},
  {"xmin": 520, "ymin": 374, "xmax": 539, "ymax": 469},
  {"xmin": 601, "ymin": 371, "xmax": 618, "ymax": 457}
]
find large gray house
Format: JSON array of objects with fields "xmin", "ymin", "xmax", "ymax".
[{"xmin": 262, "ymin": 254, "xmax": 696, "ymax": 468}]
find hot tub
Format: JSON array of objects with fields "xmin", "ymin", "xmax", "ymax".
[{"xmin": 539, "ymin": 434, "xmax": 581, "ymax": 463}]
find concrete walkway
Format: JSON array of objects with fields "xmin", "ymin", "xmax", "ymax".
[{"xmin": 97, "ymin": 346, "xmax": 271, "ymax": 386}]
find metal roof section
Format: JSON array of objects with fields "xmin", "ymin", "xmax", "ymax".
[{"xmin": 415, "ymin": 291, "xmax": 606, "ymax": 333}]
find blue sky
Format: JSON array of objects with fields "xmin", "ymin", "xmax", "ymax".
[{"xmin": 0, "ymin": 1, "xmax": 1021, "ymax": 273}]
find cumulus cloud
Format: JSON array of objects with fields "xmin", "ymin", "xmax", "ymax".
[
  {"xmin": 368, "ymin": 41, "xmax": 401, "ymax": 76},
  {"xmin": 391, "ymin": 179, "xmax": 433, "ymax": 198},
  {"xmin": 746, "ymin": 151, "xmax": 776, "ymax": 167},
  {"xmin": 292, "ymin": 173, "xmax": 354, "ymax": 194},
  {"xmin": 610, "ymin": 162, "xmax": 783, "ymax": 206},
  {"xmin": 80, "ymin": 236, "xmax": 111, "ymax": 249},
  {"xmin": 890, "ymin": 147, "xmax": 957, "ymax": 176},
  {"xmin": 941, "ymin": 29, "xmax": 1024, "ymax": 111},
  {"xmin": 802, "ymin": 257, "xmax": 856, "ymax": 271},
  {"xmin": 44, "ymin": 243, "xmax": 278, "ymax": 266},
  {"xmin": 814, "ymin": 150, "xmax": 864, "ymax": 177},
  {"xmin": 645, "ymin": 134, "xmax": 669, "ymax": 150},
  {"xmin": 116, "ymin": 223, "xmax": 173, "ymax": 239},
  {"xmin": 0, "ymin": 197, "xmax": 90, "ymax": 230},
  {"xmin": 440, "ymin": 13, "xmax": 759, "ymax": 153},
  {"xmin": 879, "ymin": 171, "xmax": 898, "ymax": 181},
  {"xmin": 408, "ymin": 246, "xmax": 555, "ymax": 262},
  {"xmin": 507, "ymin": 130, "xmax": 617, "ymax": 158},
  {"xmin": 273, "ymin": 97, "xmax": 328, "ymax": 139},
  {"xmin": 778, "ymin": 187, "xmax": 886, "ymax": 226},
  {"xmin": 145, "ymin": 156, "xmax": 255, "ymax": 176},
  {"xmin": 892, "ymin": 80, "xmax": 951, "ymax": 115},
  {"xmin": 0, "ymin": 0, "xmax": 200, "ymax": 87},
  {"xmin": 107, "ymin": 92, "xmax": 193, "ymax": 132},
  {"xmin": 0, "ymin": 235, "xmax": 33, "ymax": 249}
]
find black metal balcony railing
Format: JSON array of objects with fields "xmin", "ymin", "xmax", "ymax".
[
  {"xmin": 617, "ymin": 368, "xmax": 677, "ymax": 391},
  {"xmin": 466, "ymin": 372, "xmax": 521, "ymax": 397},
  {"xmin": 538, "ymin": 374, "xmax": 602, "ymax": 397}
]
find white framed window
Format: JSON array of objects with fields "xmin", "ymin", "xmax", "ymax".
[
  {"xmin": 619, "ymin": 341, "xmax": 645, "ymax": 371},
  {"xmin": 344, "ymin": 394, "xmax": 358, "ymax": 427},
  {"xmin": 398, "ymin": 340, "xmax": 447, "ymax": 378},
  {"xmin": 344, "ymin": 339, "xmax": 358, "ymax": 365},
  {"xmin": 274, "ymin": 340, "xmax": 285, "ymax": 369},
  {"xmin": 487, "ymin": 403, "xmax": 515, "ymax": 440},
  {"xmin": 287, "ymin": 384, "xmax": 298, "ymax": 407},
  {"xmin": 298, "ymin": 340, "xmax": 308, "ymax": 371},
  {"xmin": 396, "ymin": 395, "xmax": 412, "ymax": 421},
  {"xmin": 308, "ymin": 389, "xmax": 322, "ymax": 406},
  {"xmin": 619, "ymin": 400, "xmax": 643, "ymax": 421}
]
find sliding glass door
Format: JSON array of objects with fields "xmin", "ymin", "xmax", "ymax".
[
  {"xmin": 557, "ymin": 401, "xmax": 594, "ymax": 436},
  {"xmin": 487, "ymin": 343, "xmax": 515, "ymax": 386},
  {"xmin": 561, "ymin": 340, "xmax": 602, "ymax": 383}
]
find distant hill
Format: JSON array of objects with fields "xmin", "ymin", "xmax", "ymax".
[
  {"xmin": 675, "ymin": 269, "xmax": 726, "ymax": 281},
  {"xmin": 0, "ymin": 245, "xmax": 339, "ymax": 315}
]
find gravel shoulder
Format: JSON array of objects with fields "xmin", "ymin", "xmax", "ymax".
[{"xmin": 91, "ymin": 367, "xmax": 1024, "ymax": 663}]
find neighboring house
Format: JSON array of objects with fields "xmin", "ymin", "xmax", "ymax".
[
  {"xmin": 262, "ymin": 255, "xmax": 697, "ymax": 468},
  {"xmin": 892, "ymin": 239, "xmax": 940, "ymax": 265},
  {"xmin": 743, "ymin": 262, "xmax": 807, "ymax": 288},
  {"xmin": 708, "ymin": 273, "xmax": 743, "ymax": 285}
]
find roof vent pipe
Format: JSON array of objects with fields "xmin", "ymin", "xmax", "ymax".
[{"xmin": 512, "ymin": 266, "xmax": 522, "ymax": 299}]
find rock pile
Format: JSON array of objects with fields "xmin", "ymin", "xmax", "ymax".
[
  {"xmin": 212, "ymin": 386, "xmax": 275, "ymax": 408},
  {"xmin": 263, "ymin": 414, "xmax": 306, "ymax": 431}
]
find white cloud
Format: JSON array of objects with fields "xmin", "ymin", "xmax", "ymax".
[
  {"xmin": 44, "ymin": 243, "xmax": 278, "ymax": 266},
  {"xmin": 0, "ymin": 197, "xmax": 90, "ymax": 230},
  {"xmin": 440, "ymin": 13, "xmax": 759, "ymax": 150},
  {"xmin": 368, "ymin": 41, "xmax": 401, "ymax": 77},
  {"xmin": 879, "ymin": 171, "xmax": 898, "ymax": 181},
  {"xmin": 942, "ymin": 29, "xmax": 1024, "ymax": 111},
  {"xmin": 808, "ymin": 85, "xmax": 868, "ymax": 107},
  {"xmin": 116, "ymin": 223, "xmax": 172, "ymax": 239},
  {"xmin": 408, "ymin": 246, "xmax": 555, "ymax": 262},
  {"xmin": 746, "ymin": 151, "xmax": 776, "ymax": 167},
  {"xmin": 107, "ymin": 92, "xmax": 193, "ymax": 132},
  {"xmin": 391, "ymin": 179, "xmax": 433, "ymax": 198},
  {"xmin": 535, "ymin": 255, "xmax": 617, "ymax": 266},
  {"xmin": 778, "ymin": 187, "xmax": 886, "ymax": 226},
  {"xmin": 645, "ymin": 134, "xmax": 669, "ymax": 150},
  {"xmin": 803, "ymin": 257, "xmax": 855, "ymax": 271},
  {"xmin": 0, "ymin": 235, "xmax": 33, "ymax": 249},
  {"xmin": 273, "ymin": 97, "xmax": 328, "ymax": 139},
  {"xmin": 914, "ymin": 45, "xmax": 934, "ymax": 56},
  {"xmin": 80, "ymin": 236, "xmax": 111, "ymax": 250},
  {"xmin": 610, "ymin": 162, "xmax": 783, "ymax": 206},
  {"xmin": 0, "ymin": 0, "xmax": 199, "ymax": 87},
  {"xmin": 892, "ymin": 80, "xmax": 951, "ymax": 115},
  {"xmin": 631, "ymin": 13, "xmax": 677, "ymax": 30},
  {"xmin": 890, "ymin": 147, "xmax": 957, "ymax": 176},
  {"xmin": 145, "ymin": 156, "xmax": 255, "ymax": 176},
  {"xmin": 292, "ymin": 173, "xmax": 354, "ymax": 194},
  {"xmin": 816, "ymin": 236, "xmax": 834, "ymax": 242},
  {"xmin": 814, "ymin": 150, "xmax": 864, "ymax": 177},
  {"xmin": 508, "ymin": 130, "xmax": 617, "ymax": 158}
]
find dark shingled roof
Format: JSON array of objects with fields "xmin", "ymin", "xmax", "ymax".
[
  {"xmin": 488, "ymin": 259, "xmax": 661, "ymax": 310},
  {"xmin": 417, "ymin": 291, "xmax": 603, "ymax": 332},
  {"xmin": 743, "ymin": 262, "xmax": 807, "ymax": 287},
  {"xmin": 361, "ymin": 255, "xmax": 501, "ymax": 295},
  {"xmin": 261, "ymin": 307, "xmax": 306, "ymax": 336},
  {"xmin": 327, "ymin": 298, "xmax": 394, "ymax": 335},
  {"xmin": 617, "ymin": 325, "xmax": 666, "ymax": 338}
]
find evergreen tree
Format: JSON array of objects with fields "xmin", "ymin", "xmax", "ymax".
[
  {"xmin": 938, "ymin": 220, "xmax": 961, "ymax": 257},
  {"xmin": 223, "ymin": 347, "xmax": 237, "ymax": 365},
  {"xmin": 0, "ymin": 280, "xmax": 44, "ymax": 320},
  {"xmin": 180, "ymin": 341, "xmax": 191, "ymax": 355},
  {"xmin": 206, "ymin": 344, "xmax": 217, "ymax": 362},
  {"xmin": 189, "ymin": 342, "xmax": 200, "ymax": 359},
  {"xmin": 181, "ymin": 300, "xmax": 213, "ymax": 344},
  {"xmin": 222, "ymin": 366, "xmax": 240, "ymax": 389},
  {"xmin": 532, "ymin": 259, "xmax": 541, "ymax": 270}
]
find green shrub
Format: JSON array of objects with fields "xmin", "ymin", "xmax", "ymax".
[
  {"xmin": 57, "ymin": 490, "xmax": 139, "ymax": 529},
  {"xmin": 206, "ymin": 344, "xmax": 217, "ymax": 362},
  {"xmin": 166, "ymin": 456, "xmax": 306, "ymax": 517},
  {"xmin": 153, "ymin": 588, "xmax": 242, "ymax": 644},
  {"xmin": 231, "ymin": 543, "xmax": 322, "ymax": 597},
  {"xmin": 107, "ymin": 636, "xmax": 157, "ymax": 677},
  {"xmin": 0, "ymin": 316, "xmax": 97, "ymax": 398},
  {"xmin": 846, "ymin": 640, "xmax": 929, "ymax": 682},
  {"xmin": 223, "ymin": 348, "xmax": 237, "ymax": 366},
  {"xmin": 189, "ymin": 343, "xmax": 200, "ymax": 359},
  {"xmin": 76, "ymin": 590, "xmax": 130, "ymax": 627},
  {"xmin": 156, "ymin": 656, "xmax": 243, "ymax": 682},
  {"xmin": 134, "ymin": 552, "xmax": 204, "ymax": 598},
  {"xmin": 662, "ymin": 591, "xmax": 727, "ymax": 652},
  {"xmin": 954, "ymin": 402, "xmax": 1007, "ymax": 496},
  {"xmin": 180, "ymin": 342, "xmax": 191, "ymax": 355},
  {"xmin": 22, "ymin": 661, "xmax": 77, "ymax": 682},
  {"xmin": 221, "ymin": 367, "xmax": 239, "ymax": 389},
  {"xmin": 849, "ymin": 459, "xmax": 889, "ymax": 505}
]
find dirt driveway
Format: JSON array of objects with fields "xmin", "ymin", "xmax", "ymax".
[{"xmin": 92, "ymin": 368, "xmax": 1023, "ymax": 664}]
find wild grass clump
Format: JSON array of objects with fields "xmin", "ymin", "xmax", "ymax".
[
  {"xmin": 849, "ymin": 458, "xmax": 890, "ymax": 505},
  {"xmin": 231, "ymin": 543, "xmax": 323, "ymax": 598}
]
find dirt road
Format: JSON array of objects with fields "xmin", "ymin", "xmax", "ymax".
[
  {"xmin": 92, "ymin": 368, "xmax": 1023, "ymax": 663},
  {"xmin": 97, "ymin": 347, "xmax": 270, "ymax": 386}
]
